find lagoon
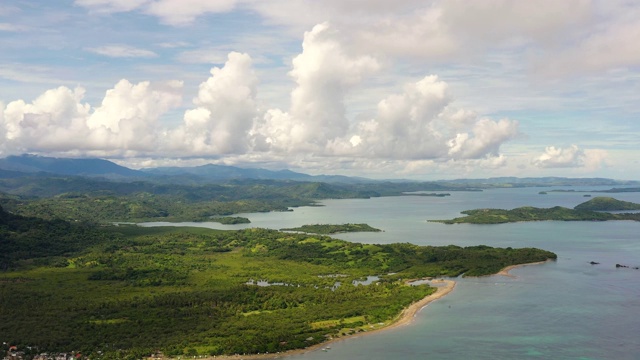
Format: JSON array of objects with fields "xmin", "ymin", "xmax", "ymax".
[{"xmin": 143, "ymin": 187, "xmax": 640, "ymax": 359}]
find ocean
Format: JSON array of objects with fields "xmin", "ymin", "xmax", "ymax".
[{"xmin": 142, "ymin": 187, "xmax": 640, "ymax": 359}]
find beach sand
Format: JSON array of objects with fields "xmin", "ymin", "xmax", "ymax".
[
  {"xmin": 198, "ymin": 279, "xmax": 456, "ymax": 360},
  {"xmin": 497, "ymin": 260, "xmax": 551, "ymax": 278}
]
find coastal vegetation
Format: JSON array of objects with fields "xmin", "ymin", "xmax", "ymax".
[
  {"xmin": 432, "ymin": 197, "xmax": 640, "ymax": 224},
  {"xmin": 281, "ymin": 223, "xmax": 382, "ymax": 234},
  {"xmin": 0, "ymin": 206, "xmax": 556, "ymax": 358}
]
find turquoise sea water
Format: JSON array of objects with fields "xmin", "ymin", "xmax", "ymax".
[{"xmin": 143, "ymin": 188, "xmax": 640, "ymax": 359}]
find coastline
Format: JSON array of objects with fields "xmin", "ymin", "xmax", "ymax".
[
  {"xmin": 497, "ymin": 260, "xmax": 552, "ymax": 278},
  {"xmin": 151, "ymin": 261, "xmax": 553, "ymax": 360},
  {"xmin": 200, "ymin": 279, "xmax": 456, "ymax": 360}
]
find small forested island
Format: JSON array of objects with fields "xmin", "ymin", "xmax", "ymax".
[
  {"xmin": 281, "ymin": 223, "xmax": 382, "ymax": 234},
  {"xmin": 208, "ymin": 216, "xmax": 251, "ymax": 224},
  {"xmin": 401, "ymin": 192, "xmax": 451, "ymax": 197},
  {"xmin": 0, "ymin": 205, "xmax": 556, "ymax": 358},
  {"xmin": 432, "ymin": 197, "xmax": 640, "ymax": 224}
]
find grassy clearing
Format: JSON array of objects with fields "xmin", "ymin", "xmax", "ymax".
[{"xmin": 311, "ymin": 316, "xmax": 367, "ymax": 329}]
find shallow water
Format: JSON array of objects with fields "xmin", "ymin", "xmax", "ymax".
[{"xmin": 143, "ymin": 187, "xmax": 640, "ymax": 359}]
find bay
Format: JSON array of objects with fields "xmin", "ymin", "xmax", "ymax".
[{"xmin": 143, "ymin": 187, "xmax": 640, "ymax": 359}]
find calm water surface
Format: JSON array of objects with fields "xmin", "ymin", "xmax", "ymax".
[{"xmin": 143, "ymin": 187, "xmax": 640, "ymax": 359}]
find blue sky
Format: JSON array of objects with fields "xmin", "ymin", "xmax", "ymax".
[{"xmin": 0, "ymin": 0, "xmax": 639, "ymax": 179}]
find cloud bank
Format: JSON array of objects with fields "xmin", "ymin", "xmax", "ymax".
[
  {"xmin": 0, "ymin": 24, "xmax": 518, "ymax": 167},
  {"xmin": 0, "ymin": 17, "xmax": 610, "ymax": 176}
]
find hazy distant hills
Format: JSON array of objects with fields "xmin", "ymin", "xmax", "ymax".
[
  {"xmin": 0, "ymin": 154, "xmax": 370, "ymax": 184},
  {"xmin": 0, "ymin": 154, "xmax": 145, "ymax": 178},
  {"xmin": 445, "ymin": 177, "xmax": 640, "ymax": 187},
  {"xmin": 0, "ymin": 154, "xmax": 638, "ymax": 187},
  {"xmin": 142, "ymin": 164, "xmax": 369, "ymax": 183}
]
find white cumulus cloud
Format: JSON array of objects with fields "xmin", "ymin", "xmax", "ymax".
[
  {"xmin": 0, "ymin": 22, "xmax": 522, "ymax": 172},
  {"xmin": 168, "ymin": 52, "xmax": 258, "ymax": 155},
  {"xmin": 345, "ymin": 75, "xmax": 519, "ymax": 161},
  {"xmin": 87, "ymin": 79, "xmax": 183, "ymax": 149},
  {"xmin": 1, "ymin": 80, "xmax": 182, "ymax": 156},
  {"xmin": 252, "ymin": 23, "xmax": 380, "ymax": 153},
  {"xmin": 532, "ymin": 145, "xmax": 607, "ymax": 169}
]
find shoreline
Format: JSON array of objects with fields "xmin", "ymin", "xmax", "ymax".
[
  {"xmin": 167, "ymin": 260, "xmax": 551, "ymax": 360},
  {"xmin": 200, "ymin": 279, "xmax": 456, "ymax": 360},
  {"xmin": 497, "ymin": 259, "xmax": 552, "ymax": 278},
  {"xmin": 155, "ymin": 261, "xmax": 552, "ymax": 360}
]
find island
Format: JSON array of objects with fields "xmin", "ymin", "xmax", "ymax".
[
  {"xmin": 573, "ymin": 196, "xmax": 640, "ymax": 211},
  {"xmin": 0, "ymin": 206, "xmax": 556, "ymax": 358},
  {"xmin": 401, "ymin": 192, "xmax": 451, "ymax": 197},
  {"xmin": 281, "ymin": 223, "xmax": 382, "ymax": 234},
  {"xmin": 542, "ymin": 187, "xmax": 640, "ymax": 194},
  {"xmin": 432, "ymin": 197, "xmax": 640, "ymax": 224},
  {"xmin": 209, "ymin": 216, "xmax": 251, "ymax": 224}
]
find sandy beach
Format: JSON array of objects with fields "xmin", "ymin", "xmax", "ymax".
[
  {"xmin": 199, "ymin": 279, "xmax": 456, "ymax": 360},
  {"xmin": 497, "ymin": 260, "xmax": 551, "ymax": 278}
]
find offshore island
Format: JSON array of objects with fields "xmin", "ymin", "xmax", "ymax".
[{"xmin": 431, "ymin": 197, "xmax": 640, "ymax": 224}]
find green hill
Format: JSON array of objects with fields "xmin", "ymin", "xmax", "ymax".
[{"xmin": 573, "ymin": 196, "xmax": 640, "ymax": 211}]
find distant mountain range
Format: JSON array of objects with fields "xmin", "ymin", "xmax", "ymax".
[
  {"xmin": 142, "ymin": 164, "xmax": 369, "ymax": 183},
  {"xmin": 0, "ymin": 154, "xmax": 370, "ymax": 183},
  {"xmin": 0, "ymin": 154, "xmax": 144, "ymax": 178},
  {"xmin": 0, "ymin": 154, "xmax": 638, "ymax": 187}
]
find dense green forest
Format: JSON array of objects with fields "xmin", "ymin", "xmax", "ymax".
[
  {"xmin": 0, "ymin": 206, "xmax": 555, "ymax": 358},
  {"xmin": 281, "ymin": 223, "xmax": 382, "ymax": 234},
  {"xmin": 432, "ymin": 197, "xmax": 640, "ymax": 224}
]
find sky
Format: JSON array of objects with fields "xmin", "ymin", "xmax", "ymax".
[{"xmin": 0, "ymin": 0, "xmax": 639, "ymax": 180}]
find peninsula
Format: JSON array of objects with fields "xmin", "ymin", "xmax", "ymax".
[{"xmin": 0, "ymin": 206, "xmax": 555, "ymax": 359}]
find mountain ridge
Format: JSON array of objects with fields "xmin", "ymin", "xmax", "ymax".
[{"xmin": 1, "ymin": 154, "xmax": 639, "ymax": 186}]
